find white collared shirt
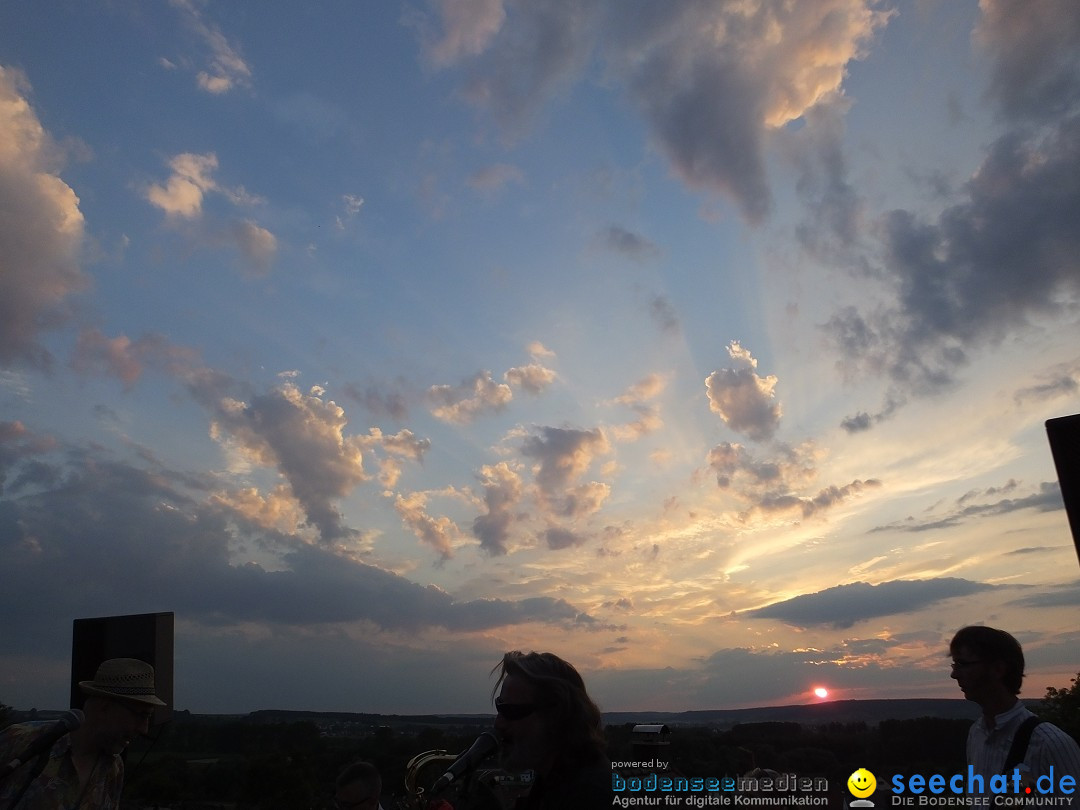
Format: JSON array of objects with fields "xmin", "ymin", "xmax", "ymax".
[{"xmin": 967, "ymin": 700, "xmax": 1080, "ymax": 798}]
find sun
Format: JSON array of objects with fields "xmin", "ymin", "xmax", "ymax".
[{"xmin": 813, "ymin": 687, "xmax": 829, "ymax": 699}]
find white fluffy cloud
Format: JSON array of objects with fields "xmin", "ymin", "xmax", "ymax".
[
  {"xmin": 428, "ymin": 370, "xmax": 513, "ymax": 423},
  {"xmin": 705, "ymin": 342, "xmax": 781, "ymax": 442},
  {"xmin": 0, "ymin": 67, "xmax": 87, "ymax": 368}
]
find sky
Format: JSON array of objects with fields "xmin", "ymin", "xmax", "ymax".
[{"xmin": 1, "ymin": 0, "xmax": 1079, "ymax": 716}]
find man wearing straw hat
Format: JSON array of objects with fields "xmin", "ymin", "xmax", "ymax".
[{"xmin": 0, "ymin": 657, "xmax": 166, "ymax": 809}]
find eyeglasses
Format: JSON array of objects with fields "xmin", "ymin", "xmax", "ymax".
[
  {"xmin": 495, "ymin": 698, "xmax": 539, "ymax": 721},
  {"xmin": 950, "ymin": 659, "xmax": 983, "ymax": 670}
]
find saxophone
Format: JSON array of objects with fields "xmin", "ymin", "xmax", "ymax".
[{"xmin": 394, "ymin": 747, "xmax": 526, "ymax": 810}]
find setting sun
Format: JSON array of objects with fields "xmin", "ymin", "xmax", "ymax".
[{"xmin": 813, "ymin": 687, "xmax": 829, "ymax": 699}]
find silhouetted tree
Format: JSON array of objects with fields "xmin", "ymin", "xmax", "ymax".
[{"xmin": 1040, "ymin": 671, "xmax": 1080, "ymax": 742}]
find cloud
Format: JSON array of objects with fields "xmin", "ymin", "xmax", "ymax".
[
  {"xmin": 431, "ymin": 0, "xmax": 601, "ymax": 138},
  {"xmin": 614, "ymin": 374, "xmax": 667, "ymax": 406},
  {"xmin": 526, "ymin": 341, "xmax": 556, "ymax": 360},
  {"xmin": 471, "ymin": 461, "xmax": 523, "ymax": 555},
  {"xmin": 394, "ymin": 491, "xmax": 460, "ymax": 560},
  {"xmin": 872, "ymin": 481, "xmax": 1063, "ymax": 533},
  {"xmin": 827, "ymin": 2, "xmax": 1080, "ymax": 410},
  {"xmin": 792, "ymin": 98, "xmax": 863, "ymax": 259},
  {"xmin": 749, "ymin": 578, "xmax": 995, "ymax": 629},
  {"xmin": 596, "ymin": 225, "xmax": 660, "ymax": 260},
  {"xmin": 609, "ymin": 374, "xmax": 666, "ymax": 442},
  {"xmin": 0, "ymin": 66, "xmax": 88, "ymax": 369},
  {"xmin": 605, "ymin": 1, "xmax": 889, "ymax": 222},
  {"xmin": 356, "ymin": 427, "xmax": 431, "ymax": 489},
  {"xmin": 975, "ymin": 0, "xmax": 1080, "ymax": 124},
  {"xmin": 71, "ymin": 329, "xmax": 196, "ymax": 388},
  {"xmin": 467, "ymin": 162, "xmax": 525, "ymax": 193},
  {"xmin": 1008, "ymin": 582, "xmax": 1080, "ymax": 609},
  {"xmin": 194, "ymin": 380, "xmax": 370, "ymax": 542},
  {"xmin": 171, "ymin": 0, "xmax": 253, "ymax": 94},
  {"xmin": 427, "ymin": 2, "xmax": 888, "ymax": 219},
  {"xmin": 342, "ymin": 382, "xmax": 410, "ymax": 422},
  {"xmin": 648, "ymin": 295, "xmax": 681, "ymax": 335},
  {"xmin": 423, "ymin": 0, "xmax": 507, "ymax": 67},
  {"xmin": 561, "ymin": 480, "xmax": 610, "ymax": 518},
  {"xmin": 0, "ymin": 421, "xmax": 58, "ymax": 495},
  {"xmin": 705, "ymin": 342, "xmax": 781, "ymax": 441},
  {"xmin": 230, "ymin": 219, "xmax": 277, "ymax": 275},
  {"xmin": 0, "ymin": 450, "xmax": 589, "ymax": 646},
  {"xmin": 1014, "ymin": 359, "xmax": 1080, "ymax": 403},
  {"xmin": 145, "ymin": 155, "xmax": 273, "ymax": 273},
  {"xmin": 428, "ymin": 370, "xmax": 513, "ymax": 423},
  {"xmin": 522, "ymin": 425, "xmax": 610, "ymax": 501},
  {"xmin": 543, "ymin": 526, "xmax": 585, "ymax": 550},
  {"xmin": 707, "ymin": 440, "xmax": 878, "ymax": 521},
  {"xmin": 146, "ymin": 152, "xmax": 220, "ymax": 218},
  {"xmin": 504, "ymin": 363, "xmax": 557, "ymax": 395}
]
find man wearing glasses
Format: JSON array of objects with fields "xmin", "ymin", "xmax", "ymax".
[
  {"xmin": 492, "ymin": 650, "xmax": 610, "ymax": 809},
  {"xmin": 334, "ymin": 760, "xmax": 383, "ymax": 810},
  {"xmin": 949, "ymin": 625, "xmax": 1080, "ymax": 795}
]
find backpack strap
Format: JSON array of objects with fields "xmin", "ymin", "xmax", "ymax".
[{"xmin": 1003, "ymin": 716, "xmax": 1043, "ymax": 774}]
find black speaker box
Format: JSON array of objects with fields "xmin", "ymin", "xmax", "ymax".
[
  {"xmin": 70, "ymin": 611, "xmax": 174, "ymax": 724},
  {"xmin": 1046, "ymin": 413, "xmax": 1080, "ymax": 568}
]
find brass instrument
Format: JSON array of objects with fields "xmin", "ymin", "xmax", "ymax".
[{"xmin": 395, "ymin": 748, "xmax": 527, "ymax": 810}]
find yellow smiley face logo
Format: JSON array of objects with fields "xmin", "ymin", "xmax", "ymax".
[{"xmin": 847, "ymin": 768, "xmax": 876, "ymax": 798}]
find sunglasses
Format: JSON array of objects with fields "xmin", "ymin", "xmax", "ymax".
[{"xmin": 495, "ymin": 698, "xmax": 539, "ymax": 721}]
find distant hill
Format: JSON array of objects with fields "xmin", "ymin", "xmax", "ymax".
[
  {"xmin": 242, "ymin": 698, "xmax": 991, "ymax": 729},
  {"xmin": 602, "ymin": 698, "xmax": 985, "ymax": 727}
]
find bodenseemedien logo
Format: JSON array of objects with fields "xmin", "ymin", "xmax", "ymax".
[{"xmin": 848, "ymin": 768, "xmax": 877, "ymax": 808}]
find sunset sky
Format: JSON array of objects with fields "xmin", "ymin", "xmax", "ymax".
[{"xmin": 2, "ymin": 0, "xmax": 1078, "ymax": 715}]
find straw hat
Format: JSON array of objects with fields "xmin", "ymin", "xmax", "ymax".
[{"xmin": 79, "ymin": 658, "xmax": 166, "ymax": 706}]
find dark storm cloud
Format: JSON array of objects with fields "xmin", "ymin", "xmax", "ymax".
[
  {"xmin": 829, "ymin": 1, "xmax": 1080, "ymax": 417},
  {"xmin": 976, "ymin": 0, "xmax": 1080, "ymax": 124},
  {"xmin": 749, "ymin": 578, "xmax": 994, "ymax": 629},
  {"xmin": 0, "ymin": 450, "xmax": 589, "ymax": 655},
  {"xmin": 426, "ymin": 2, "xmax": 887, "ymax": 221},
  {"xmin": 872, "ymin": 481, "xmax": 1063, "ymax": 533}
]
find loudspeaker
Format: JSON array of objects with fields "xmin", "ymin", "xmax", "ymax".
[
  {"xmin": 70, "ymin": 611, "xmax": 174, "ymax": 723},
  {"xmin": 1046, "ymin": 413, "xmax": 1080, "ymax": 568}
]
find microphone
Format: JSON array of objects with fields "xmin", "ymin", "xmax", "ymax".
[
  {"xmin": 1, "ymin": 710, "xmax": 84, "ymax": 778},
  {"xmin": 430, "ymin": 732, "xmax": 499, "ymax": 794}
]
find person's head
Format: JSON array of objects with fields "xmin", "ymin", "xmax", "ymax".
[
  {"xmin": 334, "ymin": 760, "xmax": 381, "ymax": 810},
  {"xmin": 491, "ymin": 651, "xmax": 604, "ymax": 774},
  {"xmin": 78, "ymin": 658, "xmax": 165, "ymax": 754},
  {"xmin": 949, "ymin": 625, "xmax": 1025, "ymax": 698},
  {"xmin": 81, "ymin": 695, "xmax": 157, "ymax": 755}
]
